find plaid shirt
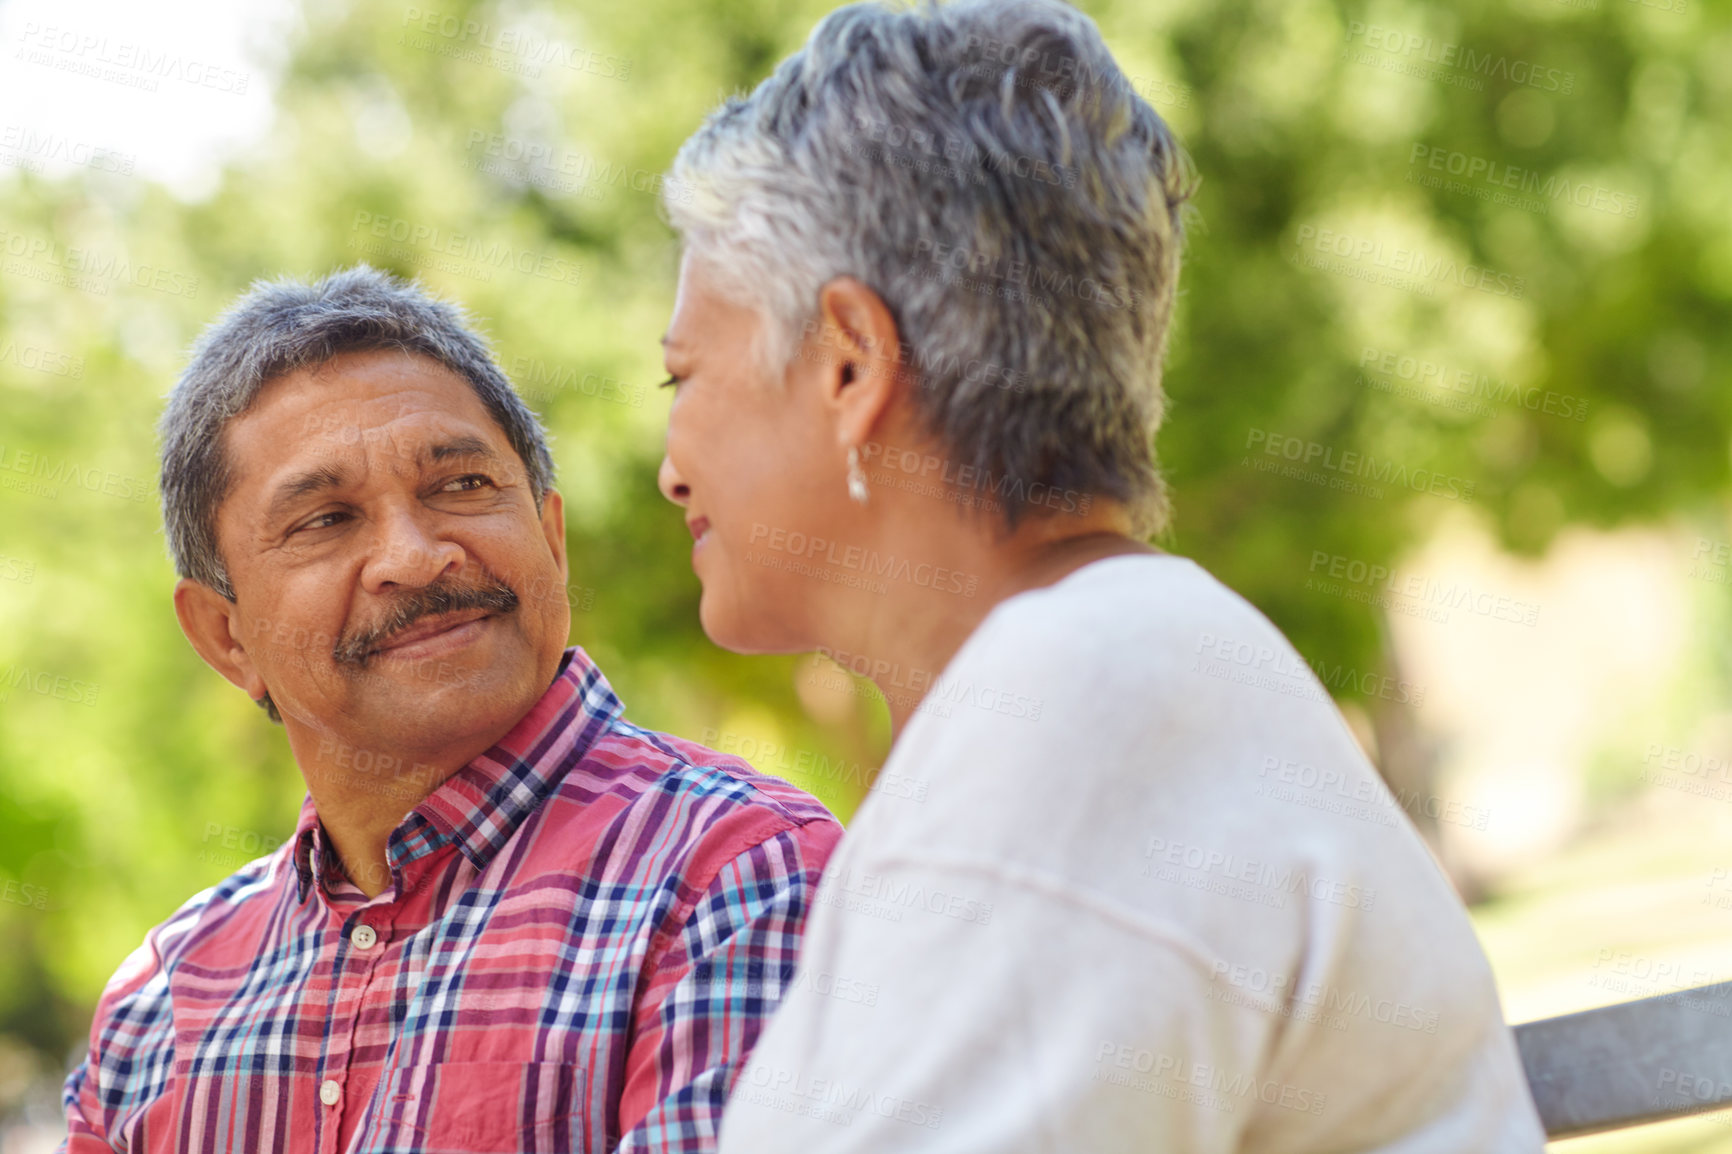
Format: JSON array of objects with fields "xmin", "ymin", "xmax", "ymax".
[{"xmin": 62, "ymin": 647, "xmax": 842, "ymax": 1154}]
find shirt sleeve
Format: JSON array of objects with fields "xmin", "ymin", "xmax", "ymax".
[
  {"xmin": 616, "ymin": 823, "xmax": 835, "ymax": 1154},
  {"xmin": 60, "ymin": 1062, "xmax": 117, "ymax": 1153},
  {"xmin": 716, "ymin": 858, "xmax": 1285, "ymax": 1154},
  {"xmin": 60, "ymin": 925, "xmax": 183, "ymax": 1153}
]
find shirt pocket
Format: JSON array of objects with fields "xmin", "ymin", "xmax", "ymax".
[{"xmin": 359, "ymin": 1060, "xmax": 588, "ymax": 1154}]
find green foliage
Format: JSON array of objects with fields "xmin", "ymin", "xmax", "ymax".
[{"xmin": 0, "ymin": 0, "xmax": 1727, "ymax": 1095}]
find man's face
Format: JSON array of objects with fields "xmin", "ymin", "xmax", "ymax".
[{"xmin": 209, "ymin": 348, "xmax": 569, "ymax": 757}]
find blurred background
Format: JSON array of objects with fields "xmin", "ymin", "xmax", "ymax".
[{"xmin": 0, "ymin": 0, "xmax": 1728, "ymax": 1148}]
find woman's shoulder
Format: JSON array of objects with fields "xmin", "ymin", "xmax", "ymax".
[
  {"xmin": 888, "ymin": 553, "xmax": 1294, "ymax": 758},
  {"xmin": 896, "ymin": 551, "xmax": 1348, "ymax": 803},
  {"xmin": 963, "ymin": 552, "xmax": 1286, "ymax": 678}
]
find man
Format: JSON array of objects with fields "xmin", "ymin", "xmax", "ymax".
[{"xmin": 60, "ymin": 266, "xmax": 842, "ymax": 1153}]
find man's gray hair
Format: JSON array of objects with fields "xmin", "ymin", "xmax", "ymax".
[
  {"xmin": 159, "ymin": 265, "xmax": 555, "ymax": 599},
  {"xmin": 663, "ymin": 0, "xmax": 1193, "ymax": 536}
]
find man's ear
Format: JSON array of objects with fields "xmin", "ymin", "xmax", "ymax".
[
  {"xmin": 173, "ymin": 578, "xmax": 268, "ymax": 704},
  {"xmin": 539, "ymin": 488, "xmax": 568, "ymax": 584},
  {"xmin": 812, "ymin": 276, "xmax": 906, "ymax": 451}
]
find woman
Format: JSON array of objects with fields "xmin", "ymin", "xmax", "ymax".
[{"xmin": 654, "ymin": 0, "xmax": 1545, "ymax": 1149}]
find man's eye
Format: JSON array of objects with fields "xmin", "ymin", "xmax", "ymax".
[
  {"xmin": 442, "ymin": 474, "xmax": 494, "ymax": 492},
  {"xmin": 294, "ymin": 511, "xmax": 347, "ymax": 534}
]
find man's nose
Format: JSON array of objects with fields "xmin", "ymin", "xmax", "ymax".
[
  {"xmin": 657, "ymin": 454, "xmax": 690, "ymax": 506},
  {"xmin": 361, "ymin": 504, "xmax": 465, "ymax": 590}
]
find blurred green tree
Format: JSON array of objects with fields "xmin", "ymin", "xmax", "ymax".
[{"xmin": 0, "ymin": 0, "xmax": 1727, "ymax": 1105}]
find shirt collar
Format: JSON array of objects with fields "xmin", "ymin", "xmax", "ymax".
[{"xmin": 293, "ymin": 647, "xmax": 623, "ymax": 903}]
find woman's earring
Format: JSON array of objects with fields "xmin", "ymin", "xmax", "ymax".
[{"xmin": 846, "ymin": 445, "xmax": 870, "ymax": 505}]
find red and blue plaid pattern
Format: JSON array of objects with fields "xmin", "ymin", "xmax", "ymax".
[{"xmin": 62, "ymin": 647, "xmax": 842, "ymax": 1153}]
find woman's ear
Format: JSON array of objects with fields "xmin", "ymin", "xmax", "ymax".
[{"xmin": 813, "ymin": 276, "xmax": 906, "ymax": 450}]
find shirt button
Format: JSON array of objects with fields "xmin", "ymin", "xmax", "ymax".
[
  {"xmin": 351, "ymin": 924, "xmax": 378, "ymax": 950},
  {"xmin": 319, "ymin": 1079, "xmax": 341, "ymax": 1106}
]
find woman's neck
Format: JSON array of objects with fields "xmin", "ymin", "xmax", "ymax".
[{"xmin": 818, "ymin": 507, "xmax": 1157, "ymax": 737}]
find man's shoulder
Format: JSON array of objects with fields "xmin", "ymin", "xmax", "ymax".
[
  {"xmin": 154, "ymin": 851, "xmax": 289, "ymax": 950},
  {"xmin": 603, "ymin": 719, "xmax": 837, "ymax": 815},
  {"xmin": 552, "ymin": 717, "xmax": 844, "ymax": 878},
  {"xmin": 92, "ymin": 852, "xmax": 292, "ymax": 1025}
]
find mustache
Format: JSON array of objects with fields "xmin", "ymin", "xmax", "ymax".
[{"xmin": 332, "ymin": 574, "xmax": 520, "ymax": 666}]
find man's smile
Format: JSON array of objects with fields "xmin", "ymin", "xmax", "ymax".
[
  {"xmin": 330, "ymin": 569, "xmax": 523, "ymax": 668},
  {"xmin": 369, "ymin": 607, "xmax": 497, "ymax": 662}
]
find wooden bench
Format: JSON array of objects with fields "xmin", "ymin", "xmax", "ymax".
[{"xmin": 1515, "ymin": 980, "xmax": 1732, "ymax": 1137}]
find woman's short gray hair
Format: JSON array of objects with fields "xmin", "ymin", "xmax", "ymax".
[
  {"xmin": 664, "ymin": 0, "xmax": 1193, "ymax": 536},
  {"xmin": 159, "ymin": 265, "xmax": 555, "ymax": 599}
]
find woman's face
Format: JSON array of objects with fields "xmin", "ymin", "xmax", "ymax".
[{"xmin": 657, "ymin": 253, "xmax": 853, "ymax": 654}]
